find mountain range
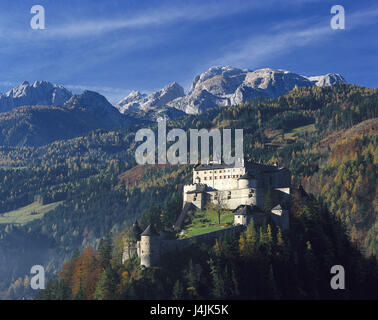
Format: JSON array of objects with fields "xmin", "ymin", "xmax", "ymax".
[
  {"xmin": 0, "ymin": 66, "xmax": 345, "ymax": 145},
  {"xmin": 0, "ymin": 67, "xmax": 345, "ymax": 122},
  {"xmin": 0, "ymin": 81, "xmax": 72, "ymax": 113},
  {"xmin": 115, "ymin": 66, "xmax": 345, "ymax": 117},
  {"xmin": 0, "ymin": 90, "xmax": 140, "ymax": 146}
]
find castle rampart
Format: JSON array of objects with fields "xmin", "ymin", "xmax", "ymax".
[{"xmin": 132, "ymin": 225, "xmax": 245, "ymax": 267}]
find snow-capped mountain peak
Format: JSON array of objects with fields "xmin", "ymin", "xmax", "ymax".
[
  {"xmin": 305, "ymin": 73, "xmax": 346, "ymax": 86},
  {"xmin": 0, "ymin": 80, "xmax": 72, "ymax": 113},
  {"xmin": 115, "ymin": 66, "xmax": 346, "ymax": 118},
  {"xmin": 115, "ymin": 81, "xmax": 184, "ymax": 114}
]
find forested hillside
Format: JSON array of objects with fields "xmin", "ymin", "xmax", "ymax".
[
  {"xmin": 0, "ymin": 84, "xmax": 376, "ymax": 299},
  {"xmin": 37, "ymin": 188, "xmax": 378, "ymax": 300},
  {"xmin": 0, "ymin": 101, "xmax": 143, "ymax": 147}
]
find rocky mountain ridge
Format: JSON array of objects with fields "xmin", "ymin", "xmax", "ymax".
[
  {"xmin": 0, "ymin": 66, "xmax": 346, "ymax": 121},
  {"xmin": 116, "ymin": 66, "xmax": 345, "ymax": 117},
  {"xmin": 0, "ymin": 81, "xmax": 72, "ymax": 113}
]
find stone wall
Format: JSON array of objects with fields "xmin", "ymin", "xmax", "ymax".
[
  {"xmin": 139, "ymin": 225, "xmax": 245, "ymax": 267},
  {"xmin": 164, "ymin": 224, "xmax": 244, "ymax": 254}
]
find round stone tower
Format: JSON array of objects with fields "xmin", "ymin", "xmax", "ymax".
[
  {"xmin": 238, "ymin": 175, "xmax": 249, "ymax": 189},
  {"xmin": 140, "ymin": 224, "xmax": 160, "ymax": 268}
]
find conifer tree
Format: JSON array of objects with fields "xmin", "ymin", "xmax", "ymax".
[
  {"xmin": 172, "ymin": 280, "xmax": 184, "ymax": 300},
  {"xmin": 98, "ymin": 234, "xmax": 112, "ymax": 270}
]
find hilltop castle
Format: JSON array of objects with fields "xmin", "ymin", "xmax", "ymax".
[
  {"xmin": 183, "ymin": 159, "xmax": 290, "ymax": 210},
  {"xmin": 123, "ymin": 159, "xmax": 291, "ymax": 267}
]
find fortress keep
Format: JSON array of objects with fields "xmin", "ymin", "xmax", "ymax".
[{"xmin": 183, "ymin": 159, "xmax": 290, "ymax": 211}]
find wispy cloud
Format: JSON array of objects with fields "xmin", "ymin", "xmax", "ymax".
[
  {"xmin": 214, "ymin": 25, "xmax": 330, "ymax": 68},
  {"xmin": 0, "ymin": 1, "xmax": 258, "ymax": 40},
  {"xmin": 348, "ymin": 6, "xmax": 378, "ymax": 29},
  {"xmin": 212, "ymin": 6, "xmax": 378, "ymax": 69},
  {"xmin": 0, "ymin": 0, "xmax": 327, "ymax": 40}
]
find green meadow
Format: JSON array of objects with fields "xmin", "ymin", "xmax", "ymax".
[
  {"xmin": 180, "ymin": 208, "xmax": 234, "ymax": 238},
  {"xmin": 0, "ymin": 201, "xmax": 63, "ymax": 225}
]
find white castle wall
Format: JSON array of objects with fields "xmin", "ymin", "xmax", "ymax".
[
  {"xmin": 193, "ymin": 167, "xmax": 245, "ymax": 190},
  {"xmin": 185, "ymin": 163, "xmax": 290, "ymax": 211},
  {"xmin": 184, "ymin": 186, "xmax": 266, "ymax": 211},
  {"xmin": 207, "ymin": 188, "xmax": 255, "ymax": 210}
]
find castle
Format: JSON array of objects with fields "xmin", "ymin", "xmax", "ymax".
[
  {"xmin": 183, "ymin": 159, "xmax": 290, "ymax": 213},
  {"xmin": 123, "ymin": 159, "xmax": 291, "ymax": 267}
]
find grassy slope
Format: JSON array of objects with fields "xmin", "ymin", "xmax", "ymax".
[
  {"xmin": 180, "ymin": 208, "xmax": 234, "ymax": 238},
  {"xmin": 0, "ymin": 201, "xmax": 63, "ymax": 225},
  {"xmin": 285, "ymin": 123, "xmax": 316, "ymax": 138}
]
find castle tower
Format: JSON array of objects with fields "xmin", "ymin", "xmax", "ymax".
[
  {"xmin": 233, "ymin": 205, "xmax": 249, "ymax": 226},
  {"xmin": 122, "ymin": 220, "xmax": 142, "ymax": 263},
  {"xmin": 140, "ymin": 224, "xmax": 161, "ymax": 267},
  {"xmin": 233, "ymin": 204, "xmax": 266, "ymax": 227}
]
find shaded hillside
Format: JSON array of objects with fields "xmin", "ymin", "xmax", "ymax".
[
  {"xmin": 0, "ymin": 226, "xmax": 55, "ymax": 299},
  {"xmin": 0, "ymin": 91, "xmax": 143, "ymax": 147},
  {"xmin": 37, "ymin": 188, "xmax": 378, "ymax": 300}
]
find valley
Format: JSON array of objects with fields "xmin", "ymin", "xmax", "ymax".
[{"xmin": 0, "ymin": 76, "xmax": 376, "ymax": 299}]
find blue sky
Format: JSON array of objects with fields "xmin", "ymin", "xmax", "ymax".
[{"xmin": 0, "ymin": 0, "xmax": 377, "ymax": 103}]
